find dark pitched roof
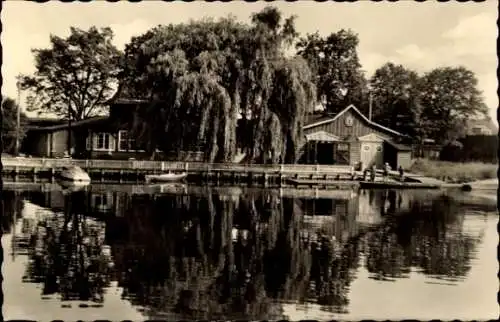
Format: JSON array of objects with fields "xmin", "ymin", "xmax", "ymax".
[
  {"xmin": 385, "ymin": 139, "xmax": 412, "ymax": 151},
  {"xmin": 26, "ymin": 117, "xmax": 66, "ymax": 129},
  {"xmin": 28, "ymin": 116, "xmax": 110, "ymax": 132}
]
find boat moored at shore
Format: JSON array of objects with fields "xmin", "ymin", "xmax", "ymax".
[{"xmin": 58, "ymin": 166, "xmax": 91, "ymax": 183}]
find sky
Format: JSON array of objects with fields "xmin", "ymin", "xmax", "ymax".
[{"xmin": 1, "ymin": 0, "xmax": 498, "ymax": 120}]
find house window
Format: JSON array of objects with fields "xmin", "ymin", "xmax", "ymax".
[
  {"xmin": 363, "ymin": 145, "xmax": 370, "ymax": 151},
  {"xmin": 94, "ymin": 133, "xmax": 112, "ymax": 151},
  {"xmin": 118, "ymin": 130, "xmax": 138, "ymax": 151}
]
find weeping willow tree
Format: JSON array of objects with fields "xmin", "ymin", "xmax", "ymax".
[{"xmin": 121, "ymin": 7, "xmax": 316, "ymax": 163}]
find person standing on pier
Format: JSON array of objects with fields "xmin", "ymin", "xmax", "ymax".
[
  {"xmin": 383, "ymin": 162, "xmax": 390, "ymax": 182},
  {"xmin": 370, "ymin": 164, "xmax": 376, "ymax": 182},
  {"xmin": 398, "ymin": 165, "xmax": 404, "ymax": 182}
]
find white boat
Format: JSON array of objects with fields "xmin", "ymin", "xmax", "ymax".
[
  {"xmin": 58, "ymin": 166, "xmax": 91, "ymax": 183},
  {"xmin": 57, "ymin": 178, "xmax": 90, "ymax": 194},
  {"xmin": 145, "ymin": 171, "xmax": 187, "ymax": 183}
]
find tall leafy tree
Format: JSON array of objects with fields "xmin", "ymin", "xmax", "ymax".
[
  {"xmin": 20, "ymin": 27, "xmax": 122, "ymax": 120},
  {"xmin": 1, "ymin": 97, "xmax": 27, "ymax": 155},
  {"xmin": 418, "ymin": 66, "xmax": 487, "ymax": 144},
  {"xmin": 122, "ymin": 7, "xmax": 316, "ymax": 163},
  {"xmin": 296, "ymin": 29, "xmax": 368, "ymax": 114},
  {"xmin": 369, "ymin": 63, "xmax": 423, "ymax": 139}
]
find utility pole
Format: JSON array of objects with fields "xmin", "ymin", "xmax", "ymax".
[
  {"xmin": 15, "ymin": 76, "xmax": 21, "ymax": 156},
  {"xmin": 368, "ymin": 84, "xmax": 373, "ymax": 121}
]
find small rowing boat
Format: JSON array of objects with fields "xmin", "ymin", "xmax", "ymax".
[
  {"xmin": 58, "ymin": 166, "xmax": 91, "ymax": 183},
  {"xmin": 145, "ymin": 171, "xmax": 188, "ymax": 183}
]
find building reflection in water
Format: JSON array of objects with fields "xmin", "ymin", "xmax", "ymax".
[{"xmin": 3, "ymin": 185, "xmax": 485, "ymax": 320}]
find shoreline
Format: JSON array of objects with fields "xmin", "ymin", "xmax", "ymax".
[{"xmin": 2, "ymin": 156, "xmax": 497, "ymax": 191}]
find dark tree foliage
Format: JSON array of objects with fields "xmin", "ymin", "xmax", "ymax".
[
  {"xmin": 418, "ymin": 66, "xmax": 488, "ymax": 144},
  {"xmin": 370, "ymin": 63, "xmax": 423, "ymax": 139},
  {"xmin": 369, "ymin": 63, "xmax": 487, "ymax": 143},
  {"xmin": 20, "ymin": 27, "xmax": 122, "ymax": 120},
  {"xmin": 122, "ymin": 7, "xmax": 316, "ymax": 163},
  {"xmin": 440, "ymin": 134, "xmax": 498, "ymax": 163},
  {"xmin": 1, "ymin": 97, "xmax": 28, "ymax": 154},
  {"xmin": 296, "ymin": 29, "xmax": 368, "ymax": 114}
]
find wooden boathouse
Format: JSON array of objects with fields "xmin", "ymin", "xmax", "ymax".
[{"xmin": 299, "ymin": 105, "xmax": 413, "ymax": 170}]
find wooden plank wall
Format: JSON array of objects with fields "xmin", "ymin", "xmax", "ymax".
[{"xmin": 303, "ymin": 109, "xmax": 390, "ymax": 139}]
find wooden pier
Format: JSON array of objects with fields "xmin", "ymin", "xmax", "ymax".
[{"xmin": 2, "ymin": 157, "xmax": 356, "ymax": 185}]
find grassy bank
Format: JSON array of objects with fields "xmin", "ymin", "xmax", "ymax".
[{"xmin": 409, "ymin": 159, "xmax": 497, "ymax": 183}]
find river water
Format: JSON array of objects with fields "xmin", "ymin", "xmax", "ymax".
[{"xmin": 1, "ymin": 182, "xmax": 498, "ymax": 321}]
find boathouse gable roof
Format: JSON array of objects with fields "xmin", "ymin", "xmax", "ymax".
[
  {"xmin": 304, "ymin": 104, "xmax": 405, "ymax": 137},
  {"xmin": 358, "ymin": 133, "xmax": 386, "ymax": 143}
]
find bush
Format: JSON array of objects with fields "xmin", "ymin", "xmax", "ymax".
[
  {"xmin": 409, "ymin": 158, "xmax": 497, "ymax": 183},
  {"xmin": 440, "ymin": 135, "xmax": 498, "ymax": 163}
]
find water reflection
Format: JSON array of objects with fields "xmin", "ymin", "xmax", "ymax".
[
  {"xmin": 10, "ymin": 192, "xmax": 113, "ymax": 304},
  {"xmin": 2, "ymin": 185, "xmax": 492, "ymax": 320},
  {"xmin": 364, "ymin": 195, "xmax": 480, "ymax": 282}
]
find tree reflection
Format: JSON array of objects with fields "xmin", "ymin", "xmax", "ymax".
[
  {"xmin": 364, "ymin": 194, "xmax": 481, "ymax": 282},
  {"xmin": 1, "ymin": 190, "xmax": 23, "ymax": 234},
  {"xmin": 23, "ymin": 191, "xmax": 112, "ymax": 303},
  {"xmin": 4, "ymin": 186, "xmax": 483, "ymax": 319},
  {"xmin": 108, "ymin": 190, "xmax": 361, "ymax": 319}
]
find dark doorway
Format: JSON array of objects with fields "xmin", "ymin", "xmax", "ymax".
[{"xmin": 316, "ymin": 142, "xmax": 334, "ymax": 164}]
